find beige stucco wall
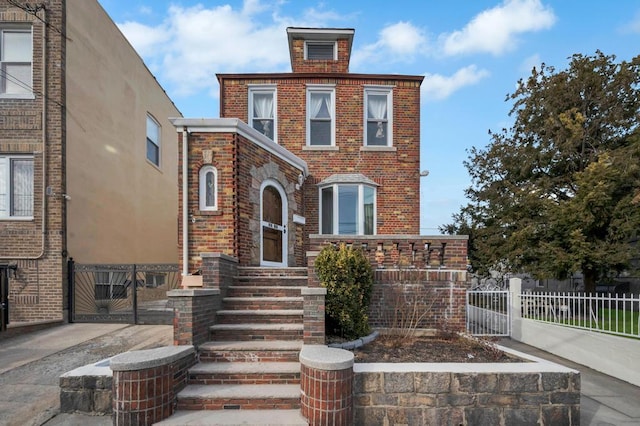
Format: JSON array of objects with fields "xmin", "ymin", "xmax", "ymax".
[{"xmin": 65, "ymin": 0, "xmax": 181, "ymax": 264}]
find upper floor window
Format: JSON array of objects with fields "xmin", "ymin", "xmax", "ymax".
[
  {"xmin": 0, "ymin": 26, "xmax": 32, "ymax": 97},
  {"xmin": 199, "ymin": 165, "xmax": 217, "ymax": 211},
  {"xmin": 146, "ymin": 114, "xmax": 160, "ymax": 167},
  {"xmin": 249, "ymin": 86, "xmax": 277, "ymax": 142},
  {"xmin": 307, "ymin": 86, "xmax": 335, "ymax": 146},
  {"xmin": 0, "ymin": 155, "xmax": 34, "ymax": 219},
  {"xmin": 320, "ymin": 182, "xmax": 376, "ymax": 235},
  {"xmin": 364, "ymin": 87, "xmax": 393, "ymax": 146},
  {"xmin": 305, "ymin": 41, "xmax": 336, "ymax": 60}
]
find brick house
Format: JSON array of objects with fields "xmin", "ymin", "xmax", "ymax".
[
  {"xmin": 172, "ymin": 27, "xmax": 425, "ymax": 273},
  {"xmin": 0, "ymin": 0, "xmax": 181, "ymax": 329}
]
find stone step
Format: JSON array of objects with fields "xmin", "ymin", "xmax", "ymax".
[
  {"xmin": 189, "ymin": 361, "xmax": 300, "ymax": 385},
  {"xmin": 198, "ymin": 340, "xmax": 303, "ymax": 363},
  {"xmin": 226, "ymin": 286, "xmax": 305, "ymax": 298},
  {"xmin": 215, "ymin": 309, "xmax": 304, "ymax": 324},
  {"xmin": 176, "ymin": 384, "xmax": 301, "ymax": 410},
  {"xmin": 236, "ymin": 276, "xmax": 308, "ymax": 287},
  {"xmin": 223, "ymin": 296, "xmax": 303, "ymax": 310},
  {"xmin": 156, "ymin": 409, "xmax": 308, "ymax": 425},
  {"xmin": 238, "ymin": 266, "xmax": 308, "ymax": 277},
  {"xmin": 210, "ymin": 323, "xmax": 303, "ymax": 341}
]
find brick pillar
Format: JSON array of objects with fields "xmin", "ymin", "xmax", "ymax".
[
  {"xmin": 168, "ymin": 289, "xmax": 220, "ymax": 347},
  {"xmin": 300, "ymin": 345, "xmax": 354, "ymax": 426},
  {"xmin": 302, "ymin": 287, "xmax": 326, "ymax": 345},
  {"xmin": 111, "ymin": 346, "xmax": 195, "ymax": 426},
  {"xmin": 201, "ymin": 252, "xmax": 238, "ymax": 292}
]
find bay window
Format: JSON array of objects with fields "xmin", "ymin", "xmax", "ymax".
[{"xmin": 320, "ymin": 181, "xmax": 376, "ymax": 235}]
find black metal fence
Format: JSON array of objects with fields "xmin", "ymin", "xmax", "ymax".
[{"xmin": 69, "ymin": 260, "xmax": 180, "ymax": 324}]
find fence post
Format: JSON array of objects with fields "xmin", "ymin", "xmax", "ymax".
[
  {"xmin": 67, "ymin": 258, "xmax": 75, "ymax": 324},
  {"xmin": 132, "ymin": 264, "xmax": 138, "ymax": 325},
  {"xmin": 509, "ymin": 278, "xmax": 522, "ymax": 340}
]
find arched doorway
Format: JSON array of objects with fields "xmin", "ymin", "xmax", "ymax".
[{"xmin": 260, "ymin": 180, "xmax": 288, "ymax": 267}]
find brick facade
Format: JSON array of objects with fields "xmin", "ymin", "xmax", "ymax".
[{"xmin": 0, "ymin": 1, "xmax": 66, "ymax": 323}]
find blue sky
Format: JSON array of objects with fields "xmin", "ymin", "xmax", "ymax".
[{"xmin": 97, "ymin": 0, "xmax": 640, "ymax": 234}]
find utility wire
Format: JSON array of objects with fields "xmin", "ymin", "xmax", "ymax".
[
  {"xmin": 4, "ymin": 0, "xmax": 71, "ymax": 41},
  {"xmin": 0, "ymin": 67, "xmax": 66, "ymax": 109}
]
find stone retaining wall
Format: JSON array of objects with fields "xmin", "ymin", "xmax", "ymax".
[{"xmin": 353, "ymin": 347, "xmax": 580, "ymax": 426}]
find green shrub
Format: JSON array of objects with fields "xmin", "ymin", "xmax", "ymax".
[{"xmin": 315, "ymin": 243, "xmax": 373, "ymax": 339}]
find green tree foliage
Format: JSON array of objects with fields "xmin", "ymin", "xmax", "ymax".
[
  {"xmin": 315, "ymin": 243, "xmax": 373, "ymax": 339},
  {"xmin": 444, "ymin": 52, "xmax": 640, "ymax": 293}
]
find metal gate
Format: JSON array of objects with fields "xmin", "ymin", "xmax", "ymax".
[
  {"xmin": 69, "ymin": 260, "xmax": 180, "ymax": 324},
  {"xmin": 466, "ymin": 290, "xmax": 512, "ymax": 336}
]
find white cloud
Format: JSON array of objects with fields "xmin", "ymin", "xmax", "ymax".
[
  {"xmin": 519, "ymin": 53, "xmax": 541, "ymax": 74},
  {"xmin": 352, "ymin": 21, "xmax": 428, "ymax": 67},
  {"xmin": 422, "ymin": 65, "xmax": 490, "ymax": 101},
  {"xmin": 620, "ymin": 11, "xmax": 640, "ymax": 34},
  {"xmin": 441, "ymin": 0, "xmax": 556, "ymax": 56}
]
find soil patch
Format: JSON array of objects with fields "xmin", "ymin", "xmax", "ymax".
[{"xmin": 348, "ymin": 335, "xmax": 524, "ymax": 363}]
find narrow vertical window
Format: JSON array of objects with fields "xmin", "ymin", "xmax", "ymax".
[
  {"xmin": 249, "ymin": 86, "xmax": 277, "ymax": 142},
  {"xmin": 307, "ymin": 87, "xmax": 335, "ymax": 146},
  {"xmin": 0, "ymin": 26, "xmax": 32, "ymax": 96},
  {"xmin": 146, "ymin": 114, "xmax": 161, "ymax": 166},
  {"xmin": 364, "ymin": 88, "xmax": 393, "ymax": 146},
  {"xmin": 0, "ymin": 155, "xmax": 34, "ymax": 219},
  {"xmin": 199, "ymin": 166, "xmax": 217, "ymax": 211},
  {"xmin": 321, "ymin": 186, "xmax": 333, "ymax": 234}
]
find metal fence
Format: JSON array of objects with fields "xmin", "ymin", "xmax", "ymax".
[
  {"xmin": 520, "ymin": 292, "xmax": 640, "ymax": 338},
  {"xmin": 466, "ymin": 290, "xmax": 512, "ymax": 336},
  {"xmin": 70, "ymin": 261, "xmax": 180, "ymax": 324}
]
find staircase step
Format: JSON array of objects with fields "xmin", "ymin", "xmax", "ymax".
[
  {"xmin": 210, "ymin": 323, "xmax": 303, "ymax": 341},
  {"xmin": 199, "ymin": 340, "xmax": 303, "ymax": 362},
  {"xmin": 236, "ymin": 276, "xmax": 308, "ymax": 287},
  {"xmin": 177, "ymin": 384, "xmax": 301, "ymax": 410},
  {"xmin": 226, "ymin": 286, "xmax": 305, "ymax": 298},
  {"xmin": 216, "ymin": 309, "xmax": 304, "ymax": 324},
  {"xmin": 189, "ymin": 361, "xmax": 300, "ymax": 385},
  {"xmin": 223, "ymin": 296, "xmax": 303, "ymax": 310},
  {"xmin": 156, "ymin": 409, "xmax": 308, "ymax": 425}
]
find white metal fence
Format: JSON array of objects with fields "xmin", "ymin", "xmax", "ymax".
[
  {"xmin": 466, "ymin": 290, "xmax": 512, "ymax": 336},
  {"xmin": 520, "ymin": 292, "xmax": 640, "ymax": 338}
]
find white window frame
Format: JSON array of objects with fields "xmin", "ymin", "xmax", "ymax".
[
  {"xmin": 306, "ymin": 85, "xmax": 335, "ymax": 147},
  {"xmin": 0, "ymin": 155, "xmax": 34, "ymax": 220},
  {"xmin": 0, "ymin": 25, "xmax": 33, "ymax": 98},
  {"xmin": 248, "ymin": 85, "xmax": 277, "ymax": 143},
  {"xmin": 319, "ymin": 183, "xmax": 376, "ymax": 235},
  {"xmin": 199, "ymin": 165, "xmax": 218, "ymax": 211},
  {"xmin": 304, "ymin": 41, "xmax": 337, "ymax": 60},
  {"xmin": 146, "ymin": 114, "xmax": 161, "ymax": 167},
  {"xmin": 364, "ymin": 86, "xmax": 393, "ymax": 147}
]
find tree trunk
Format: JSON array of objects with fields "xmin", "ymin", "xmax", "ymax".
[{"xmin": 583, "ymin": 268, "xmax": 597, "ymax": 294}]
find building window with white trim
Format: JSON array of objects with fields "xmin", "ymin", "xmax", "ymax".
[
  {"xmin": 199, "ymin": 165, "xmax": 217, "ymax": 211},
  {"xmin": 146, "ymin": 114, "xmax": 161, "ymax": 166},
  {"xmin": 364, "ymin": 87, "xmax": 393, "ymax": 146},
  {"xmin": 249, "ymin": 86, "xmax": 277, "ymax": 142},
  {"xmin": 307, "ymin": 86, "xmax": 335, "ymax": 146},
  {"xmin": 305, "ymin": 41, "xmax": 336, "ymax": 60},
  {"xmin": 0, "ymin": 26, "xmax": 32, "ymax": 96},
  {"xmin": 0, "ymin": 155, "xmax": 34, "ymax": 219},
  {"xmin": 320, "ymin": 184, "xmax": 376, "ymax": 235}
]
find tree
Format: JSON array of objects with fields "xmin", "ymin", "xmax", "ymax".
[{"xmin": 444, "ymin": 52, "xmax": 640, "ymax": 293}]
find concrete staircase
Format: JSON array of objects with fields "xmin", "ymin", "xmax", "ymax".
[{"xmin": 157, "ymin": 267, "xmax": 309, "ymax": 425}]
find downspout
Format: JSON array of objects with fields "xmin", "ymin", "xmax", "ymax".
[
  {"xmin": 1, "ymin": 10, "xmax": 47, "ymax": 260},
  {"xmin": 182, "ymin": 127, "xmax": 189, "ymax": 276}
]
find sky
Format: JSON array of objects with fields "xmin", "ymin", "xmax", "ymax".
[{"xmin": 97, "ymin": 0, "xmax": 640, "ymax": 234}]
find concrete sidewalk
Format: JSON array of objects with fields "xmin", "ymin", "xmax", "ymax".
[
  {"xmin": 499, "ymin": 338, "xmax": 640, "ymax": 426},
  {"xmin": 0, "ymin": 323, "xmax": 172, "ymax": 426}
]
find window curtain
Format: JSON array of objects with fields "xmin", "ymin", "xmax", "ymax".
[
  {"xmin": 0, "ymin": 158, "xmax": 6, "ymax": 215},
  {"xmin": 12, "ymin": 159, "xmax": 33, "ymax": 216},
  {"xmin": 368, "ymin": 94, "xmax": 387, "ymax": 138},
  {"xmin": 253, "ymin": 93, "xmax": 273, "ymax": 137},
  {"xmin": 310, "ymin": 92, "xmax": 331, "ymax": 119}
]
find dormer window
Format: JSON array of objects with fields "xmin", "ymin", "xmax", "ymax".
[{"xmin": 305, "ymin": 41, "xmax": 336, "ymax": 60}]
